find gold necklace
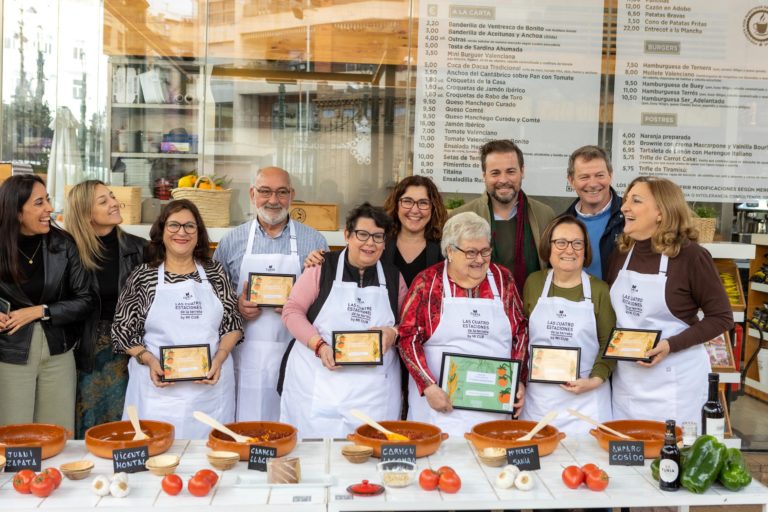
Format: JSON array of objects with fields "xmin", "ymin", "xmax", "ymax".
[{"xmin": 18, "ymin": 241, "xmax": 42, "ymax": 264}]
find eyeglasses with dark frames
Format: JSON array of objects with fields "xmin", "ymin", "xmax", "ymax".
[
  {"xmin": 255, "ymin": 187, "xmax": 291, "ymax": 199},
  {"xmin": 352, "ymin": 230, "xmax": 386, "ymax": 244},
  {"xmin": 166, "ymin": 221, "xmax": 198, "ymax": 234},
  {"xmin": 399, "ymin": 197, "xmax": 431, "ymax": 211},
  {"xmin": 550, "ymin": 238, "xmax": 585, "ymax": 251},
  {"xmin": 452, "ymin": 245, "xmax": 492, "ymax": 260}
]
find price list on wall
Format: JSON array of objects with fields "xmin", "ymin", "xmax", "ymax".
[
  {"xmin": 413, "ymin": 1, "xmax": 604, "ymax": 195},
  {"xmin": 612, "ymin": 0, "xmax": 768, "ymax": 201}
]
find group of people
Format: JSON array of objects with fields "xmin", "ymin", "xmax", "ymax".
[{"xmin": 0, "ymin": 140, "xmax": 733, "ymax": 441}]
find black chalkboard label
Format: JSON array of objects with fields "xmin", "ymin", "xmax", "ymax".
[
  {"xmin": 248, "ymin": 445, "xmax": 277, "ymax": 471},
  {"xmin": 4, "ymin": 446, "xmax": 42, "ymax": 472},
  {"xmin": 112, "ymin": 446, "xmax": 148, "ymax": 473},
  {"xmin": 380, "ymin": 444, "xmax": 417, "ymax": 463},
  {"xmin": 608, "ymin": 441, "xmax": 645, "ymax": 466},
  {"xmin": 506, "ymin": 444, "xmax": 540, "ymax": 471}
]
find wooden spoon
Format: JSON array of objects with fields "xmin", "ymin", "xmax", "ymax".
[
  {"xmin": 517, "ymin": 410, "xmax": 559, "ymax": 441},
  {"xmin": 127, "ymin": 405, "xmax": 149, "ymax": 441},
  {"xmin": 350, "ymin": 409, "xmax": 409, "ymax": 441},
  {"xmin": 566, "ymin": 408, "xmax": 635, "ymax": 440},
  {"xmin": 193, "ymin": 411, "xmax": 254, "ymax": 443}
]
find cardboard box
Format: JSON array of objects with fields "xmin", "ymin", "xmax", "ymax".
[{"xmin": 289, "ymin": 202, "xmax": 338, "ymax": 231}]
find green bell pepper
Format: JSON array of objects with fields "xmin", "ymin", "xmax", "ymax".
[
  {"xmin": 680, "ymin": 435, "xmax": 727, "ymax": 493},
  {"xmin": 718, "ymin": 448, "xmax": 752, "ymax": 491}
]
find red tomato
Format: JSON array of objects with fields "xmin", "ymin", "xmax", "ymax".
[
  {"xmin": 42, "ymin": 468, "xmax": 63, "ymax": 489},
  {"xmin": 438, "ymin": 471, "xmax": 461, "ymax": 494},
  {"xmin": 586, "ymin": 469, "xmax": 610, "ymax": 491},
  {"xmin": 562, "ymin": 465, "xmax": 585, "ymax": 489},
  {"xmin": 30, "ymin": 474, "xmax": 55, "ymax": 498},
  {"xmin": 12, "ymin": 469, "xmax": 36, "ymax": 494},
  {"xmin": 581, "ymin": 463, "xmax": 600, "ymax": 476},
  {"xmin": 162, "ymin": 474, "xmax": 184, "ymax": 496},
  {"xmin": 187, "ymin": 475, "xmax": 211, "ymax": 497},
  {"xmin": 418, "ymin": 469, "xmax": 440, "ymax": 491},
  {"xmin": 194, "ymin": 469, "xmax": 219, "ymax": 487},
  {"xmin": 436, "ymin": 465, "xmax": 455, "ymax": 475}
]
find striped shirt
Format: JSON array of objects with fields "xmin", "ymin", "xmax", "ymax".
[
  {"xmin": 111, "ymin": 260, "xmax": 243, "ymax": 353},
  {"xmin": 213, "ymin": 220, "xmax": 329, "ymax": 289}
]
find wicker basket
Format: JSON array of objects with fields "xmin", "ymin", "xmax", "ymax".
[
  {"xmin": 692, "ymin": 217, "xmax": 716, "ymax": 243},
  {"xmin": 171, "ymin": 176, "xmax": 231, "ymax": 227}
]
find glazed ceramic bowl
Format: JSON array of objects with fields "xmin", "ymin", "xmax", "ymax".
[
  {"xmin": 0, "ymin": 424, "xmax": 71, "ymax": 459},
  {"xmin": 464, "ymin": 420, "xmax": 565, "ymax": 456},
  {"xmin": 206, "ymin": 422, "xmax": 297, "ymax": 461},
  {"xmin": 589, "ymin": 419, "xmax": 682, "ymax": 459},
  {"xmin": 84, "ymin": 420, "xmax": 174, "ymax": 459},
  {"xmin": 347, "ymin": 421, "xmax": 448, "ymax": 458}
]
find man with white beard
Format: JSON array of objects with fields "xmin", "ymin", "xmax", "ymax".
[{"xmin": 214, "ymin": 166, "xmax": 327, "ymax": 421}]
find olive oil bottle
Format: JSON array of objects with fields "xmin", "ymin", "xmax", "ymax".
[{"xmin": 659, "ymin": 419, "xmax": 681, "ymax": 491}]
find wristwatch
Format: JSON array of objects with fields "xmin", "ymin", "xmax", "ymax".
[
  {"xmin": 135, "ymin": 348, "xmax": 150, "ymax": 365},
  {"xmin": 41, "ymin": 304, "xmax": 51, "ymax": 321}
]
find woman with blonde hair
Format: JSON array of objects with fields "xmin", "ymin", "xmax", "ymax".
[
  {"xmin": 65, "ymin": 180, "xmax": 145, "ymax": 437},
  {"xmin": 605, "ymin": 177, "xmax": 732, "ymax": 431}
]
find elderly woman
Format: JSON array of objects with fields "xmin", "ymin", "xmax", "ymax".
[
  {"xmin": 521, "ymin": 215, "xmax": 615, "ymax": 435},
  {"xmin": 66, "ymin": 180, "xmax": 146, "ymax": 437},
  {"xmin": 112, "ymin": 200, "xmax": 242, "ymax": 439},
  {"xmin": 606, "ymin": 177, "xmax": 732, "ymax": 430},
  {"xmin": 399, "ymin": 212, "xmax": 528, "ymax": 436},
  {"xmin": 280, "ymin": 202, "xmax": 407, "ymax": 439},
  {"xmin": 0, "ymin": 175, "xmax": 94, "ymax": 430}
]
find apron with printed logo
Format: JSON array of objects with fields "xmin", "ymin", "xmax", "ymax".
[
  {"xmin": 123, "ymin": 263, "xmax": 235, "ymax": 439},
  {"xmin": 521, "ymin": 270, "xmax": 612, "ymax": 435}
]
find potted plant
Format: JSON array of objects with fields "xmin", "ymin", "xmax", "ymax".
[{"xmin": 690, "ymin": 204, "xmax": 717, "ymax": 242}]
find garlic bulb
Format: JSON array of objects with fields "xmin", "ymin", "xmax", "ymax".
[
  {"xmin": 91, "ymin": 476, "xmax": 111, "ymax": 496},
  {"xmin": 494, "ymin": 469, "xmax": 517, "ymax": 489},
  {"xmin": 514, "ymin": 471, "xmax": 534, "ymax": 491},
  {"xmin": 502, "ymin": 465, "xmax": 520, "ymax": 481},
  {"xmin": 110, "ymin": 480, "xmax": 131, "ymax": 498},
  {"xmin": 111, "ymin": 472, "xmax": 129, "ymax": 484}
]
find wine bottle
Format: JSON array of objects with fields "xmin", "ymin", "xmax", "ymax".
[
  {"xmin": 659, "ymin": 419, "xmax": 681, "ymax": 491},
  {"xmin": 701, "ymin": 372, "xmax": 725, "ymax": 441}
]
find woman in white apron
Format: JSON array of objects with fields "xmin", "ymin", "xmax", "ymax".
[
  {"xmin": 399, "ymin": 212, "xmax": 529, "ymax": 437},
  {"xmin": 605, "ymin": 177, "xmax": 732, "ymax": 430},
  {"xmin": 280, "ymin": 203, "xmax": 407, "ymax": 439},
  {"xmin": 521, "ymin": 216, "xmax": 614, "ymax": 435},
  {"xmin": 112, "ymin": 200, "xmax": 242, "ymax": 439}
]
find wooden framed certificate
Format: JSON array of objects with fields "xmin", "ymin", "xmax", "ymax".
[
  {"xmin": 160, "ymin": 344, "xmax": 211, "ymax": 382},
  {"xmin": 528, "ymin": 345, "xmax": 581, "ymax": 384},
  {"xmin": 438, "ymin": 353, "xmax": 521, "ymax": 414},
  {"xmin": 248, "ymin": 272, "xmax": 295, "ymax": 307},
  {"xmin": 332, "ymin": 330, "xmax": 383, "ymax": 365},
  {"xmin": 603, "ymin": 328, "xmax": 661, "ymax": 362}
]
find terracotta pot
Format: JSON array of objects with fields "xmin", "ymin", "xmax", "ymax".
[
  {"xmin": 84, "ymin": 420, "xmax": 174, "ymax": 459},
  {"xmin": 347, "ymin": 420, "xmax": 448, "ymax": 458},
  {"xmin": 206, "ymin": 421, "xmax": 297, "ymax": 461},
  {"xmin": 0, "ymin": 424, "xmax": 71, "ymax": 459},
  {"xmin": 589, "ymin": 419, "xmax": 682, "ymax": 459},
  {"xmin": 464, "ymin": 420, "xmax": 565, "ymax": 456}
]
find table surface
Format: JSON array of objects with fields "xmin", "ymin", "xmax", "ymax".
[{"xmin": 1, "ymin": 437, "xmax": 767, "ymax": 511}]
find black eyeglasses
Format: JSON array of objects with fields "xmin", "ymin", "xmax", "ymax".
[
  {"xmin": 256, "ymin": 187, "xmax": 291, "ymax": 199},
  {"xmin": 399, "ymin": 197, "xmax": 431, "ymax": 211},
  {"xmin": 452, "ymin": 245, "xmax": 492, "ymax": 260},
  {"xmin": 551, "ymin": 238, "xmax": 585, "ymax": 251},
  {"xmin": 166, "ymin": 221, "xmax": 198, "ymax": 234},
  {"xmin": 352, "ymin": 230, "xmax": 386, "ymax": 244}
]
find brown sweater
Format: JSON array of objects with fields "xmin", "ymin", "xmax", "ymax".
[{"xmin": 605, "ymin": 239, "xmax": 733, "ymax": 352}]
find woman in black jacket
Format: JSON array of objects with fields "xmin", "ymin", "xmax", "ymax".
[
  {"xmin": 0, "ymin": 175, "xmax": 94, "ymax": 430},
  {"xmin": 65, "ymin": 180, "xmax": 146, "ymax": 437}
]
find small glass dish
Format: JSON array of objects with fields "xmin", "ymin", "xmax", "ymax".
[{"xmin": 376, "ymin": 460, "xmax": 416, "ymax": 488}]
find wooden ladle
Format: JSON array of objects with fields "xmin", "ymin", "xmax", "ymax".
[
  {"xmin": 566, "ymin": 408, "xmax": 635, "ymax": 440},
  {"xmin": 127, "ymin": 405, "xmax": 149, "ymax": 441},
  {"xmin": 517, "ymin": 410, "xmax": 559, "ymax": 441},
  {"xmin": 350, "ymin": 409, "xmax": 409, "ymax": 441},
  {"xmin": 193, "ymin": 411, "xmax": 254, "ymax": 443}
]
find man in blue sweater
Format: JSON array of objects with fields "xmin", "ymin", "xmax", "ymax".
[{"xmin": 563, "ymin": 146, "xmax": 625, "ymax": 279}]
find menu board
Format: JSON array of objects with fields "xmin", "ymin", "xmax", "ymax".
[
  {"xmin": 612, "ymin": 1, "xmax": 768, "ymax": 201},
  {"xmin": 413, "ymin": 1, "xmax": 605, "ymax": 195}
]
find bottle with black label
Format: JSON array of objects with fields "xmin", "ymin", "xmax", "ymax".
[
  {"xmin": 701, "ymin": 372, "xmax": 725, "ymax": 441},
  {"xmin": 659, "ymin": 419, "xmax": 681, "ymax": 491}
]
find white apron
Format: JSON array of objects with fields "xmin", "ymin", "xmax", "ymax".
[
  {"xmin": 407, "ymin": 266, "xmax": 513, "ymax": 437},
  {"xmin": 280, "ymin": 249, "xmax": 400, "ymax": 439},
  {"xmin": 123, "ymin": 263, "xmax": 235, "ymax": 439},
  {"xmin": 521, "ymin": 270, "xmax": 612, "ymax": 435},
  {"xmin": 609, "ymin": 246, "xmax": 710, "ymax": 430},
  {"xmin": 233, "ymin": 220, "xmax": 301, "ymax": 422}
]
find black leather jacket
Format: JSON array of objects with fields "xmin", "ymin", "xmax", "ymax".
[
  {"xmin": 0, "ymin": 229, "xmax": 95, "ymax": 364},
  {"xmin": 77, "ymin": 231, "xmax": 146, "ymax": 372}
]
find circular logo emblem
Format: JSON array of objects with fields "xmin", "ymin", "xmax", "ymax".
[
  {"xmin": 290, "ymin": 207, "xmax": 307, "ymax": 223},
  {"xmin": 744, "ymin": 6, "xmax": 768, "ymax": 46}
]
